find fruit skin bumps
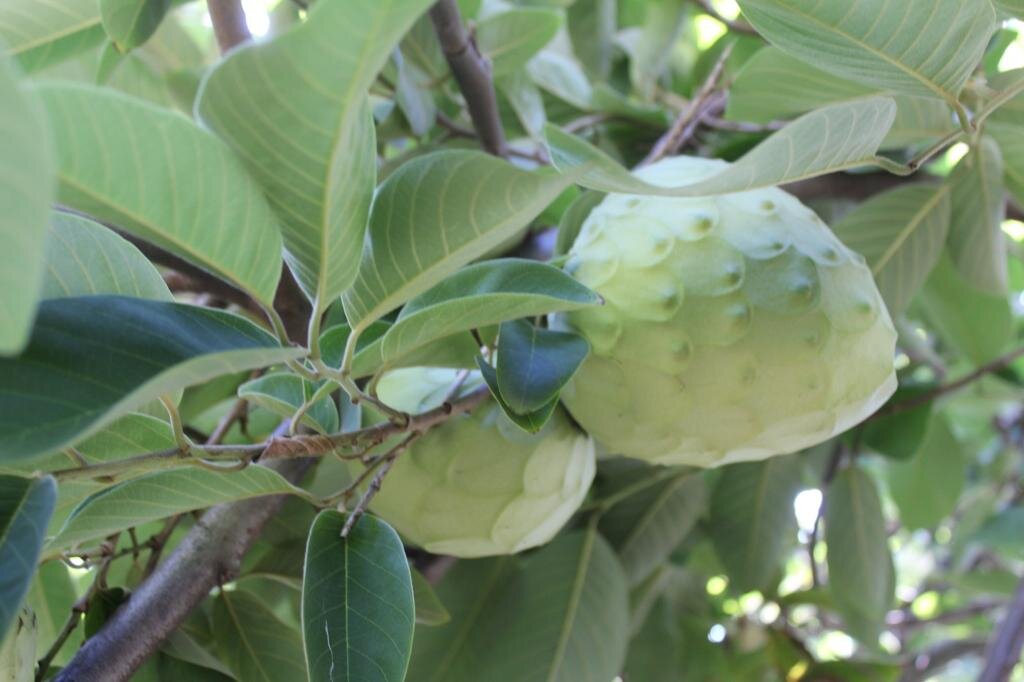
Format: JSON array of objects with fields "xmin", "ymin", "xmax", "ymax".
[
  {"xmin": 553, "ymin": 156, "xmax": 897, "ymax": 468},
  {"xmin": 357, "ymin": 368, "xmax": 596, "ymax": 558}
]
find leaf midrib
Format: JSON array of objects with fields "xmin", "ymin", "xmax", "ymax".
[
  {"xmin": 546, "ymin": 528, "xmax": 596, "ymax": 682},
  {"xmin": 871, "ymin": 184, "xmax": 950, "ymax": 275}
]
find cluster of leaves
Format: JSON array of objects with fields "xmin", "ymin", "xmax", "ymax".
[{"xmin": 3, "ymin": 0, "xmax": 1024, "ymax": 680}]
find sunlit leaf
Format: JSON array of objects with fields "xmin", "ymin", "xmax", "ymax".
[
  {"xmin": 0, "ymin": 0, "xmax": 104, "ymax": 73},
  {"xmin": 948, "ymin": 136, "xmax": 1008, "ymax": 295},
  {"xmin": 342, "ymin": 151, "xmax": 574, "ymax": 332},
  {"xmin": 36, "ymin": 83, "xmax": 284, "ymax": 306},
  {"xmin": 546, "ymin": 97, "xmax": 897, "ymax": 195},
  {"xmin": 736, "ymin": 0, "xmax": 996, "ymax": 104},
  {"xmin": 0, "ymin": 52, "xmax": 54, "ymax": 355},
  {"xmin": 197, "ymin": 0, "xmax": 434, "ymax": 309}
]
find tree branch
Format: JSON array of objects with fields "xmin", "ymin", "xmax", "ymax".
[
  {"xmin": 691, "ymin": 0, "xmax": 758, "ymax": 35},
  {"xmin": 207, "ymin": 0, "xmax": 251, "ymax": 53},
  {"xmin": 53, "ymin": 459, "xmax": 311, "ymax": 682},
  {"xmin": 429, "ymin": 0, "xmax": 508, "ymax": 157},
  {"xmin": 979, "ymin": 576, "xmax": 1024, "ymax": 682}
]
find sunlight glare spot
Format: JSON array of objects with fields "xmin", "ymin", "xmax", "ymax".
[
  {"xmin": 794, "ymin": 489, "xmax": 822, "ymax": 533},
  {"xmin": 708, "ymin": 624, "xmax": 727, "ymax": 643}
]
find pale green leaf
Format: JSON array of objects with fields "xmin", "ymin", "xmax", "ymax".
[
  {"xmin": 412, "ymin": 569, "xmax": 450, "ymax": 627},
  {"xmin": 709, "ymin": 456, "xmax": 803, "ymax": 593},
  {"xmin": 213, "ymin": 589, "xmax": 307, "ymax": 682},
  {"xmin": 0, "ymin": 52, "xmax": 54, "ymax": 355},
  {"xmin": 833, "ymin": 184, "xmax": 951, "ymax": 314},
  {"xmin": 0, "ymin": 475, "xmax": 56, "ymax": 641},
  {"xmin": 25, "ymin": 561, "xmax": 76, "ymax": 669},
  {"xmin": 197, "ymin": 0, "xmax": 434, "ymax": 309},
  {"xmin": 477, "ymin": 8, "xmax": 561, "ymax": 77},
  {"xmin": 825, "ymin": 466, "xmax": 894, "ymax": 644},
  {"xmin": 498, "ymin": 69, "xmax": 546, "ymax": 138},
  {"xmin": 526, "ymin": 49, "xmax": 593, "ymax": 109},
  {"xmin": 918, "ymin": 252, "xmax": 1012, "ymax": 365},
  {"xmin": 599, "ymin": 472, "xmax": 706, "ymax": 585},
  {"xmin": 625, "ymin": 0, "xmax": 685, "ymax": 100},
  {"xmin": 567, "ymin": 0, "xmax": 615, "ymax": 80},
  {"xmin": 302, "ymin": 511, "xmax": 415, "ymax": 682},
  {"xmin": 997, "ymin": 0, "xmax": 1024, "ymax": 17},
  {"xmin": 36, "ymin": 83, "xmax": 284, "ymax": 306},
  {"xmin": 239, "ymin": 373, "xmax": 338, "ymax": 435},
  {"xmin": 989, "ymin": 122, "xmax": 1024, "ymax": 207},
  {"xmin": 0, "ymin": 296, "xmax": 303, "ymax": 462},
  {"xmin": 394, "ymin": 47, "xmax": 436, "ymax": 137},
  {"xmin": 0, "ymin": 0, "xmax": 104, "ymax": 73},
  {"xmin": 100, "ymin": 0, "xmax": 171, "ymax": 52},
  {"xmin": 409, "ymin": 527, "xmax": 629, "ymax": 682},
  {"xmin": 342, "ymin": 151, "xmax": 574, "ymax": 332},
  {"xmin": 887, "ymin": 415, "xmax": 965, "ymax": 530},
  {"xmin": 736, "ymin": 0, "xmax": 996, "ymax": 103},
  {"xmin": 354, "ymin": 259, "xmax": 599, "ymax": 376},
  {"xmin": 546, "ymin": 97, "xmax": 897, "ymax": 196},
  {"xmin": 948, "ymin": 136, "xmax": 1008, "ymax": 295},
  {"xmin": 885, "ymin": 95, "xmax": 959, "ymax": 149},
  {"xmin": 43, "ymin": 212, "xmax": 171, "ymax": 301},
  {"xmin": 0, "ymin": 608, "xmax": 35, "ymax": 682},
  {"xmin": 47, "ymin": 465, "xmax": 305, "ymax": 552}
]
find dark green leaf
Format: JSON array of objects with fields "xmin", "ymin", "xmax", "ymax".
[
  {"xmin": 862, "ymin": 390, "xmax": 933, "ymax": 460},
  {"xmin": 409, "ymin": 527, "xmax": 629, "ymax": 682},
  {"xmin": 83, "ymin": 587, "xmax": 129, "ymax": 639},
  {"xmin": 475, "ymin": 356, "xmax": 559, "ymax": 433},
  {"xmin": 0, "ymin": 296, "xmax": 303, "ymax": 461},
  {"xmin": 412, "ymin": 569, "xmax": 450, "ymax": 627},
  {"xmin": 0, "ymin": 475, "xmax": 56, "ymax": 641},
  {"xmin": 708, "ymin": 457, "xmax": 803, "ymax": 593},
  {"xmin": 555, "ymin": 190, "xmax": 605, "ymax": 256},
  {"xmin": 825, "ymin": 466, "xmax": 894, "ymax": 644},
  {"xmin": 302, "ymin": 511, "xmax": 415, "ymax": 682},
  {"xmin": 496, "ymin": 319, "xmax": 589, "ymax": 415}
]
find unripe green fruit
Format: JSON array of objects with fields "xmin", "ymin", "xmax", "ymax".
[
  {"xmin": 553, "ymin": 157, "xmax": 897, "ymax": 467},
  {"xmin": 357, "ymin": 368, "xmax": 596, "ymax": 557}
]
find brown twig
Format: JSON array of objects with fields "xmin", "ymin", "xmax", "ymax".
[
  {"xmin": 341, "ymin": 432, "xmax": 421, "ymax": 537},
  {"xmin": 429, "ymin": 0, "xmax": 508, "ymax": 157},
  {"xmin": 207, "ymin": 0, "xmax": 251, "ymax": 53},
  {"xmin": 641, "ymin": 44, "xmax": 733, "ymax": 165}
]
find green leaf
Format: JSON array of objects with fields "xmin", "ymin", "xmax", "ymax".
[
  {"xmin": 861, "ymin": 389, "xmax": 933, "ymax": 461},
  {"xmin": 948, "ymin": 136, "xmax": 1008, "ymax": 295},
  {"xmin": 83, "ymin": 586, "xmax": 129, "ymax": 639},
  {"xmin": 624, "ymin": 0, "xmax": 685, "ymax": 100},
  {"xmin": 476, "ymin": 8, "xmax": 561, "ymax": 77},
  {"xmin": 554, "ymin": 190, "xmax": 604, "ymax": 256},
  {"xmin": 973, "ymin": 508, "xmax": 1024, "ymax": 559},
  {"xmin": 989, "ymin": 122, "xmax": 1024, "ymax": 208},
  {"xmin": 736, "ymin": 0, "xmax": 996, "ymax": 104},
  {"xmin": 213, "ymin": 589, "xmax": 307, "ymax": 682},
  {"xmin": 0, "ymin": 475, "xmax": 56, "ymax": 641},
  {"xmin": 412, "ymin": 569, "xmax": 450, "ymax": 627},
  {"xmin": 996, "ymin": 0, "xmax": 1024, "ymax": 17},
  {"xmin": 496, "ymin": 319, "xmax": 589, "ymax": 415},
  {"xmin": 833, "ymin": 184, "xmax": 952, "ymax": 314},
  {"xmin": 498, "ymin": 69, "xmax": 546, "ymax": 138},
  {"xmin": 238, "ymin": 374, "xmax": 339, "ymax": 435},
  {"xmin": 197, "ymin": 0, "xmax": 433, "ymax": 310},
  {"xmin": 0, "ymin": 296, "xmax": 303, "ymax": 462},
  {"xmin": 0, "ymin": 608, "xmax": 35, "ymax": 682},
  {"xmin": 918, "ymin": 252, "xmax": 1012, "ymax": 365},
  {"xmin": 357, "ymin": 259, "xmax": 598, "ymax": 377},
  {"xmin": 567, "ymin": 0, "xmax": 614, "ymax": 80},
  {"xmin": 303, "ymin": 511, "xmax": 414, "ymax": 681},
  {"xmin": 0, "ymin": 52, "xmax": 54, "ymax": 355},
  {"xmin": 545, "ymin": 97, "xmax": 897, "ymax": 195},
  {"xmin": 598, "ymin": 472, "xmax": 706, "ymax": 585},
  {"xmin": 475, "ymin": 357, "xmax": 559, "ymax": 433},
  {"xmin": 36, "ymin": 83, "xmax": 284, "ymax": 307},
  {"xmin": 708, "ymin": 456, "xmax": 803, "ymax": 593},
  {"xmin": 48, "ymin": 465, "xmax": 307, "ymax": 553},
  {"xmin": 887, "ymin": 414, "xmax": 965, "ymax": 530},
  {"xmin": 24, "ymin": 561, "xmax": 76, "ymax": 668},
  {"xmin": 100, "ymin": 0, "xmax": 171, "ymax": 52},
  {"xmin": 43, "ymin": 212, "xmax": 171, "ymax": 301},
  {"xmin": 527, "ymin": 49, "xmax": 593, "ymax": 109},
  {"xmin": 409, "ymin": 527, "xmax": 629, "ymax": 682},
  {"xmin": 0, "ymin": 0, "xmax": 104, "ymax": 73},
  {"xmin": 825, "ymin": 466, "xmax": 894, "ymax": 644},
  {"xmin": 393, "ymin": 47, "xmax": 436, "ymax": 137},
  {"xmin": 342, "ymin": 151, "xmax": 574, "ymax": 332}
]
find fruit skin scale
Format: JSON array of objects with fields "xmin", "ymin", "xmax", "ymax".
[
  {"xmin": 356, "ymin": 368, "xmax": 596, "ymax": 558},
  {"xmin": 553, "ymin": 156, "xmax": 897, "ymax": 467}
]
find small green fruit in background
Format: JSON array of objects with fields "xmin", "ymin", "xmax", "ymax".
[
  {"xmin": 356, "ymin": 367, "xmax": 595, "ymax": 558},
  {"xmin": 552, "ymin": 157, "xmax": 897, "ymax": 467}
]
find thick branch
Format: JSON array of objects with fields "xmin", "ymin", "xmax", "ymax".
[
  {"xmin": 54, "ymin": 458, "xmax": 311, "ymax": 682},
  {"xmin": 979, "ymin": 576, "xmax": 1024, "ymax": 682},
  {"xmin": 207, "ymin": 0, "xmax": 251, "ymax": 53},
  {"xmin": 429, "ymin": 0, "xmax": 508, "ymax": 157}
]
